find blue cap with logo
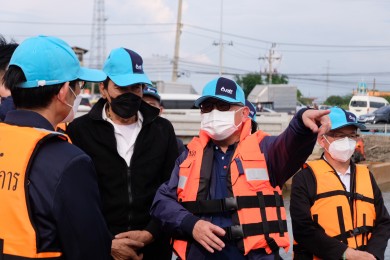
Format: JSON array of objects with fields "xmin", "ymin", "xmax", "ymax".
[
  {"xmin": 10, "ymin": 35, "xmax": 106, "ymax": 88},
  {"xmin": 103, "ymin": 48, "xmax": 152, "ymax": 87},
  {"xmin": 245, "ymin": 100, "xmax": 257, "ymax": 122},
  {"xmin": 143, "ymin": 85, "xmax": 161, "ymax": 102},
  {"xmin": 194, "ymin": 77, "xmax": 245, "ymax": 107},
  {"xmin": 329, "ymin": 107, "xmax": 366, "ymax": 130}
]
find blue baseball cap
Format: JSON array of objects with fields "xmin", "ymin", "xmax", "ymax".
[
  {"xmin": 10, "ymin": 35, "xmax": 106, "ymax": 88},
  {"xmin": 194, "ymin": 77, "xmax": 245, "ymax": 107},
  {"xmin": 329, "ymin": 107, "xmax": 366, "ymax": 130},
  {"xmin": 245, "ymin": 100, "xmax": 257, "ymax": 122},
  {"xmin": 103, "ymin": 48, "xmax": 152, "ymax": 87},
  {"xmin": 143, "ymin": 85, "xmax": 160, "ymax": 102}
]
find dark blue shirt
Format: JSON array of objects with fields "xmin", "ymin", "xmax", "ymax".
[
  {"xmin": 0, "ymin": 96, "xmax": 15, "ymax": 121},
  {"xmin": 210, "ymin": 144, "xmax": 235, "ymax": 228}
]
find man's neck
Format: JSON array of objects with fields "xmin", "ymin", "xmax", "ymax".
[
  {"xmin": 324, "ymin": 153, "xmax": 350, "ymax": 174},
  {"xmin": 213, "ymin": 131, "xmax": 240, "ymax": 153}
]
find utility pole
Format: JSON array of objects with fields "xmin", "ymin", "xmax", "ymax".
[
  {"xmin": 259, "ymin": 43, "xmax": 280, "ymax": 84},
  {"xmin": 171, "ymin": 0, "xmax": 183, "ymax": 82},
  {"xmin": 219, "ymin": 0, "xmax": 224, "ymax": 76},
  {"xmin": 326, "ymin": 60, "xmax": 330, "ymax": 99},
  {"xmin": 212, "ymin": 0, "xmax": 232, "ymax": 76},
  {"xmin": 90, "ymin": 0, "xmax": 106, "ymax": 94}
]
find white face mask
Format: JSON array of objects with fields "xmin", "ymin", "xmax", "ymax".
[
  {"xmin": 324, "ymin": 136, "xmax": 356, "ymax": 162},
  {"xmin": 200, "ymin": 107, "xmax": 243, "ymax": 141},
  {"xmin": 61, "ymin": 87, "xmax": 82, "ymax": 123}
]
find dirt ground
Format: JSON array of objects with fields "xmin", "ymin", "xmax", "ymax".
[{"xmin": 361, "ymin": 135, "xmax": 390, "ymax": 163}]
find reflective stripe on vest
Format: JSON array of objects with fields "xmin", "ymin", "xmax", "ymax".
[
  {"xmin": 174, "ymin": 120, "xmax": 290, "ymax": 259},
  {"xmin": 0, "ymin": 123, "xmax": 66, "ymax": 258},
  {"xmin": 293, "ymin": 159, "xmax": 375, "ymax": 258}
]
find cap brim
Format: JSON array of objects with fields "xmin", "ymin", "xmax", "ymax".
[
  {"xmin": 78, "ymin": 67, "xmax": 107, "ymax": 82},
  {"xmin": 194, "ymin": 95, "xmax": 243, "ymax": 107},
  {"xmin": 109, "ymin": 73, "xmax": 152, "ymax": 87},
  {"xmin": 332, "ymin": 122, "xmax": 366, "ymax": 131}
]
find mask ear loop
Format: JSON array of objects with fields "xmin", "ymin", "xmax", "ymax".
[{"xmin": 321, "ymin": 135, "xmax": 332, "ymax": 155}]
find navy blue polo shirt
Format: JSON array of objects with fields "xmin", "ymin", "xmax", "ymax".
[{"xmin": 208, "ymin": 143, "xmax": 246, "ymax": 260}]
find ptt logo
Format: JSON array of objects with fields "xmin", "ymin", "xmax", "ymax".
[
  {"xmin": 220, "ymin": 87, "xmax": 233, "ymax": 95},
  {"xmin": 135, "ymin": 64, "xmax": 142, "ymax": 70},
  {"xmin": 348, "ymin": 114, "xmax": 356, "ymax": 121}
]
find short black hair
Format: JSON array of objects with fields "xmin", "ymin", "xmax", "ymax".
[
  {"xmin": 3, "ymin": 65, "xmax": 76, "ymax": 110},
  {"xmin": 251, "ymin": 120, "xmax": 258, "ymax": 134},
  {"xmin": 102, "ymin": 77, "xmax": 110, "ymax": 89},
  {"xmin": 0, "ymin": 35, "xmax": 18, "ymax": 72}
]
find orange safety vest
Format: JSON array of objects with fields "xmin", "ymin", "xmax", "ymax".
[
  {"xmin": 0, "ymin": 123, "xmax": 68, "ymax": 259},
  {"xmin": 174, "ymin": 120, "xmax": 290, "ymax": 259},
  {"xmin": 293, "ymin": 160, "xmax": 375, "ymax": 259}
]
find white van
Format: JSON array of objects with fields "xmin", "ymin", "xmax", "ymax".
[{"xmin": 349, "ymin": 95, "xmax": 389, "ymax": 116}]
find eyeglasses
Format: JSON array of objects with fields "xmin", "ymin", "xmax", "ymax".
[
  {"xmin": 200, "ymin": 100, "xmax": 231, "ymax": 113},
  {"xmin": 326, "ymin": 133, "xmax": 360, "ymax": 140}
]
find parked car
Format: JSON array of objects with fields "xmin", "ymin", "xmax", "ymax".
[
  {"xmin": 358, "ymin": 105, "xmax": 390, "ymax": 124},
  {"xmin": 318, "ymin": 105, "xmax": 331, "ymax": 110},
  {"xmin": 78, "ymin": 97, "xmax": 92, "ymax": 112},
  {"xmin": 358, "ymin": 113, "xmax": 375, "ymax": 124},
  {"xmin": 261, "ymin": 107, "xmax": 277, "ymax": 113}
]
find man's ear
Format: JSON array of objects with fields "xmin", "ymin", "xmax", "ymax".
[
  {"xmin": 242, "ymin": 106, "xmax": 250, "ymax": 121},
  {"xmin": 99, "ymin": 82, "xmax": 107, "ymax": 99},
  {"xmin": 57, "ymin": 82, "xmax": 70, "ymax": 103},
  {"xmin": 317, "ymin": 134, "xmax": 326, "ymax": 148}
]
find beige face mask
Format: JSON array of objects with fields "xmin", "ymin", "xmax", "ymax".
[{"xmin": 200, "ymin": 107, "xmax": 244, "ymax": 141}]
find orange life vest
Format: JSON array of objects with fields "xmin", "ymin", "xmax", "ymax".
[
  {"xmin": 0, "ymin": 123, "xmax": 68, "ymax": 259},
  {"xmin": 293, "ymin": 160, "xmax": 375, "ymax": 259},
  {"xmin": 174, "ymin": 120, "xmax": 290, "ymax": 259}
]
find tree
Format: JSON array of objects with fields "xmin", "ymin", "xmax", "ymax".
[
  {"xmin": 234, "ymin": 73, "xmax": 289, "ymax": 97},
  {"xmin": 264, "ymin": 74, "xmax": 289, "ymax": 85},
  {"xmin": 234, "ymin": 73, "xmax": 262, "ymax": 97},
  {"xmin": 324, "ymin": 94, "xmax": 352, "ymax": 110}
]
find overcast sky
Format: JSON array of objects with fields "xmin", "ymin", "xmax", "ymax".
[{"xmin": 2, "ymin": 0, "xmax": 390, "ymax": 102}]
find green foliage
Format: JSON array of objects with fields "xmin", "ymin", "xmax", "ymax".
[
  {"xmin": 265, "ymin": 74, "xmax": 289, "ymax": 85},
  {"xmin": 324, "ymin": 94, "xmax": 352, "ymax": 110},
  {"xmin": 234, "ymin": 73, "xmax": 262, "ymax": 97},
  {"xmin": 234, "ymin": 73, "xmax": 289, "ymax": 97}
]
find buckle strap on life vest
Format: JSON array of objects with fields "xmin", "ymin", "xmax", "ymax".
[
  {"xmin": 257, "ymin": 192, "xmax": 281, "ymax": 259},
  {"xmin": 315, "ymin": 190, "xmax": 374, "ymax": 204},
  {"xmin": 333, "ymin": 226, "xmax": 373, "ymax": 242},
  {"xmin": 223, "ymin": 221, "xmax": 288, "ymax": 241},
  {"xmin": 181, "ymin": 195, "xmax": 285, "ymax": 215}
]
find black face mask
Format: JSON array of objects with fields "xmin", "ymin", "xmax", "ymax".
[{"xmin": 108, "ymin": 92, "xmax": 142, "ymax": 119}]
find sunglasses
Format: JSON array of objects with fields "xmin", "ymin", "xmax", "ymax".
[{"xmin": 200, "ymin": 100, "xmax": 231, "ymax": 113}]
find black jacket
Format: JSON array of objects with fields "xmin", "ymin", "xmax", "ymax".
[
  {"xmin": 290, "ymin": 157, "xmax": 390, "ymax": 260},
  {"xmin": 67, "ymin": 98, "xmax": 178, "ymax": 238}
]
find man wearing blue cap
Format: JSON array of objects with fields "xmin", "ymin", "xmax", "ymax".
[
  {"xmin": 142, "ymin": 85, "xmax": 186, "ymax": 155},
  {"xmin": 0, "ymin": 35, "xmax": 112, "ymax": 259},
  {"xmin": 0, "ymin": 35, "xmax": 18, "ymax": 121},
  {"xmin": 245, "ymin": 99, "xmax": 258, "ymax": 134},
  {"xmin": 151, "ymin": 77, "xmax": 331, "ymax": 259},
  {"xmin": 67, "ymin": 47, "xmax": 178, "ymax": 260},
  {"xmin": 291, "ymin": 107, "xmax": 390, "ymax": 260}
]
